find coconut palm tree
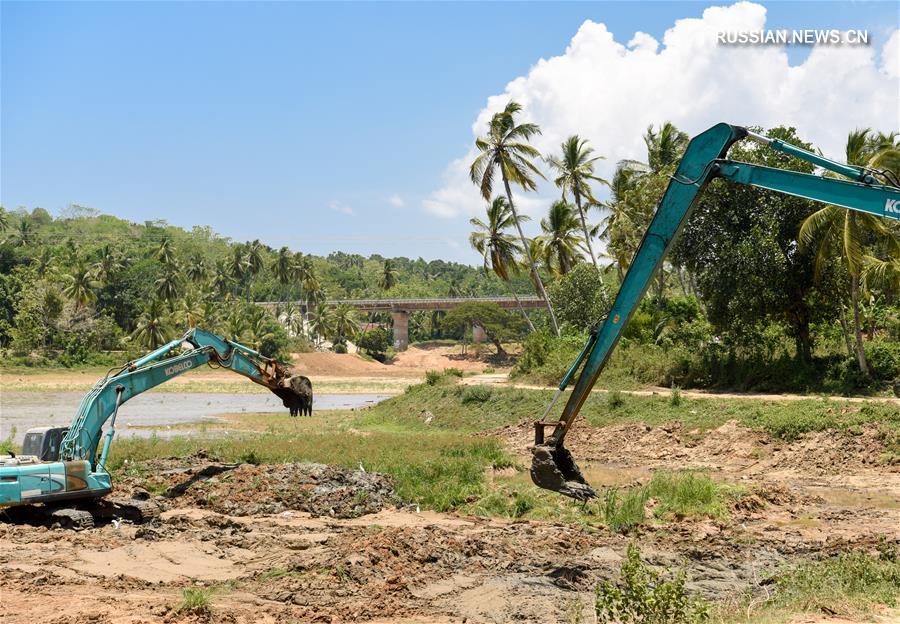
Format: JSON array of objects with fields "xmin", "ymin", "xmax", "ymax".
[
  {"xmin": 63, "ymin": 259, "xmax": 100, "ymax": 310},
  {"xmin": 469, "ymin": 101, "xmax": 559, "ymax": 335},
  {"xmin": 13, "ymin": 219, "xmax": 33, "ymax": 247},
  {"xmin": 469, "ymin": 196, "xmax": 536, "ymax": 331},
  {"xmin": 176, "ymin": 291, "xmax": 205, "ymax": 328},
  {"xmin": 799, "ymin": 128, "xmax": 900, "ymax": 376},
  {"xmin": 309, "ymin": 305, "xmax": 333, "ymax": 346},
  {"xmin": 156, "ymin": 237, "xmax": 177, "ymax": 266},
  {"xmin": 272, "ymin": 247, "xmax": 294, "ymax": 301},
  {"xmin": 379, "ymin": 259, "xmax": 398, "ymax": 292},
  {"xmin": 185, "ymin": 254, "xmax": 209, "ymax": 284},
  {"xmin": 331, "ymin": 303, "xmax": 359, "ymax": 346},
  {"xmin": 229, "ymin": 246, "xmax": 248, "ymax": 295},
  {"xmin": 131, "ymin": 299, "xmax": 170, "ymax": 349},
  {"xmin": 210, "ymin": 260, "xmax": 234, "ymax": 299},
  {"xmin": 93, "ymin": 245, "xmax": 123, "ymax": 285},
  {"xmin": 536, "ymin": 200, "xmax": 585, "ymax": 276},
  {"xmin": 644, "ymin": 122, "xmax": 689, "ymax": 173},
  {"xmin": 245, "ymin": 240, "xmax": 265, "ymax": 280},
  {"xmin": 155, "ymin": 265, "xmax": 182, "ymax": 302},
  {"xmin": 547, "ymin": 135, "xmax": 607, "ymax": 269}
]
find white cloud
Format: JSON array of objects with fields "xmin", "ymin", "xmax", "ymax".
[
  {"xmin": 388, "ymin": 194, "xmax": 405, "ymax": 208},
  {"xmin": 423, "ymin": 2, "xmax": 899, "ymax": 221},
  {"xmin": 328, "ymin": 200, "xmax": 354, "ymax": 216}
]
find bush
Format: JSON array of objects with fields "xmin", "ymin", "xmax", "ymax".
[
  {"xmin": 461, "ymin": 385, "xmax": 492, "ymax": 405},
  {"xmin": 867, "ymin": 341, "xmax": 900, "ymax": 382},
  {"xmin": 425, "ymin": 370, "xmax": 443, "ymax": 386},
  {"xmin": 357, "ymin": 327, "xmax": 391, "ymax": 361},
  {"xmin": 595, "ymin": 544, "xmax": 710, "ymax": 624},
  {"xmin": 548, "ymin": 263, "xmax": 611, "ymax": 332}
]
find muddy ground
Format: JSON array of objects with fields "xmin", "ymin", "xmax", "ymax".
[{"xmin": 1, "ymin": 420, "xmax": 898, "ymax": 624}]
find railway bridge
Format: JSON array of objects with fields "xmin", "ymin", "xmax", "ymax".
[{"xmin": 258, "ymin": 296, "xmax": 542, "ymax": 350}]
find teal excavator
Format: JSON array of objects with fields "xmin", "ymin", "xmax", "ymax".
[
  {"xmin": 0, "ymin": 328, "xmax": 313, "ymax": 528},
  {"xmin": 531, "ymin": 123, "xmax": 900, "ymax": 500}
]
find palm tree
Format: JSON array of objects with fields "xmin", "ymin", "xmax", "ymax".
[
  {"xmin": 272, "ymin": 247, "xmax": 294, "ymax": 301},
  {"xmin": 799, "ymin": 128, "xmax": 900, "ymax": 376},
  {"xmin": 379, "ymin": 259, "xmax": 398, "ymax": 291},
  {"xmin": 131, "ymin": 300, "xmax": 170, "ymax": 349},
  {"xmin": 643, "ymin": 122, "xmax": 689, "ymax": 173},
  {"xmin": 469, "ymin": 196, "xmax": 536, "ymax": 331},
  {"xmin": 156, "ymin": 237, "xmax": 177, "ymax": 266},
  {"xmin": 469, "ymin": 101, "xmax": 559, "ymax": 335},
  {"xmin": 13, "ymin": 219, "xmax": 33, "ymax": 247},
  {"xmin": 245, "ymin": 240, "xmax": 265, "ymax": 279},
  {"xmin": 331, "ymin": 303, "xmax": 359, "ymax": 346},
  {"xmin": 229, "ymin": 246, "xmax": 248, "ymax": 294},
  {"xmin": 547, "ymin": 135, "xmax": 607, "ymax": 269},
  {"xmin": 211, "ymin": 260, "xmax": 235, "ymax": 299},
  {"xmin": 185, "ymin": 254, "xmax": 209, "ymax": 284},
  {"xmin": 309, "ymin": 305, "xmax": 333, "ymax": 346},
  {"xmin": 176, "ymin": 291, "xmax": 205, "ymax": 328},
  {"xmin": 63, "ymin": 259, "xmax": 100, "ymax": 310},
  {"xmin": 536, "ymin": 200, "xmax": 585, "ymax": 276},
  {"xmin": 93, "ymin": 245, "xmax": 123, "ymax": 285},
  {"xmin": 155, "ymin": 265, "xmax": 182, "ymax": 302}
]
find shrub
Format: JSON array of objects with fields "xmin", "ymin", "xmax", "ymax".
[
  {"xmin": 607, "ymin": 390, "xmax": 625, "ymax": 409},
  {"xmin": 867, "ymin": 341, "xmax": 900, "ymax": 383},
  {"xmin": 595, "ymin": 544, "xmax": 710, "ymax": 624},
  {"xmin": 425, "ymin": 370, "xmax": 443, "ymax": 386},
  {"xmin": 670, "ymin": 386, "xmax": 682, "ymax": 407},
  {"xmin": 444, "ymin": 367, "xmax": 464, "ymax": 377},
  {"xmin": 461, "ymin": 385, "xmax": 492, "ymax": 405},
  {"xmin": 239, "ymin": 449, "xmax": 261, "ymax": 465},
  {"xmin": 357, "ymin": 327, "xmax": 391, "ymax": 360}
]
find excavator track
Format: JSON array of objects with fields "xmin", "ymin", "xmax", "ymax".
[{"xmin": 97, "ymin": 496, "xmax": 162, "ymax": 524}]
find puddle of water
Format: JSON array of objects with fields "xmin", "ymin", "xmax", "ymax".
[
  {"xmin": 807, "ymin": 486, "xmax": 900, "ymax": 510},
  {"xmin": 0, "ymin": 391, "xmax": 391, "ymax": 444}
]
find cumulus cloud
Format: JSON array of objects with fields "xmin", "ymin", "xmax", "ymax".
[
  {"xmin": 423, "ymin": 2, "xmax": 899, "ymax": 220},
  {"xmin": 328, "ymin": 200, "xmax": 354, "ymax": 216},
  {"xmin": 388, "ymin": 194, "xmax": 405, "ymax": 208}
]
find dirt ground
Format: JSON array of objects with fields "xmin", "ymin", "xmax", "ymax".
[{"xmin": 1, "ymin": 419, "xmax": 897, "ymax": 624}]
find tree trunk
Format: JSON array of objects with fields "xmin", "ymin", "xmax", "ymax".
[
  {"xmin": 506, "ymin": 281, "xmax": 536, "ymax": 332},
  {"xmin": 501, "ymin": 173, "xmax": 560, "ymax": 336},
  {"xmin": 574, "ymin": 190, "xmax": 598, "ymax": 269},
  {"xmin": 850, "ymin": 273, "xmax": 870, "ymax": 376},
  {"xmin": 838, "ymin": 306, "xmax": 854, "ymax": 358},
  {"xmin": 656, "ymin": 267, "xmax": 666, "ymax": 306}
]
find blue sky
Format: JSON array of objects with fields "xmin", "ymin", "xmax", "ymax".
[{"xmin": 2, "ymin": 1, "xmax": 897, "ymax": 264}]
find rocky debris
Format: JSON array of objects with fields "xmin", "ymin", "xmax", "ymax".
[{"xmin": 161, "ymin": 462, "xmax": 399, "ymax": 518}]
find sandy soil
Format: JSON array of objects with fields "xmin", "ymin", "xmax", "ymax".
[
  {"xmin": 2, "ymin": 420, "xmax": 898, "ymax": 624},
  {"xmin": 0, "ymin": 345, "xmax": 508, "ymax": 395}
]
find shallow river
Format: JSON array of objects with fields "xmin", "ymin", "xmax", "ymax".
[{"xmin": 0, "ymin": 392, "xmax": 391, "ymax": 444}]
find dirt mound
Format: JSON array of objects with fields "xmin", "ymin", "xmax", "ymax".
[
  {"xmin": 491, "ymin": 419, "xmax": 892, "ymax": 477},
  {"xmin": 290, "ymin": 352, "xmax": 388, "ymax": 376},
  {"xmin": 158, "ymin": 462, "xmax": 399, "ymax": 518}
]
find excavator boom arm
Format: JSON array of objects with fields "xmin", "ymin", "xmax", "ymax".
[
  {"xmin": 59, "ymin": 328, "xmax": 311, "ymax": 463},
  {"xmin": 531, "ymin": 123, "xmax": 900, "ymax": 500}
]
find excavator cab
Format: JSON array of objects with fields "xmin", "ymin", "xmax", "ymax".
[{"xmin": 20, "ymin": 427, "xmax": 69, "ymax": 461}]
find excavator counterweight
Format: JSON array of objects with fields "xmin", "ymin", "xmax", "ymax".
[{"xmin": 531, "ymin": 123, "xmax": 900, "ymax": 499}]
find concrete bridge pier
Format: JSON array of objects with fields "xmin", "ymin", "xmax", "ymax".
[
  {"xmin": 472, "ymin": 323, "xmax": 486, "ymax": 344},
  {"xmin": 391, "ymin": 311, "xmax": 409, "ymax": 351}
]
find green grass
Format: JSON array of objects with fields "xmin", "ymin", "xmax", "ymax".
[
  {"xmin": 109, "ymin": 422, "xmax": 513, "ymax": 512},
  {"xmin": 359, "ymin": 382, "xmax": 899, "ymax": 441},
  {"xmin": 718, "ymin": 549, "xmax": 900, "ymax": 623},
  {"xmin": 178, "ymin": 587, "xmax": 213, "ymax": 612},
  {"xmin": 646, "ymin": 471, "xmax": 741, "ymax": 520}
]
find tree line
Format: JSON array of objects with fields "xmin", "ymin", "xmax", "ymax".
[{"xmin": 467, "ymin": 102, "xmax": 899, "ymax": 386}]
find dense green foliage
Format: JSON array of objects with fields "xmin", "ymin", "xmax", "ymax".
[
  {"xmin": 0, "ymin": 208, "xmax": 514, "ymax": 365},
  {"xmin": 441, "ymin": 301, "xmax": 527, "ymax": 355}
]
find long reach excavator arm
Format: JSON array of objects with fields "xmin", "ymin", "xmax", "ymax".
[{"xmin": 530, "ymin": 123, "xmax": 900, "ymax": 500}]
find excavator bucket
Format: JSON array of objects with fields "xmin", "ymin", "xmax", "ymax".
[
  {"xmin": 271, "ymin": 375, "xmax": 313, "ymax": 416},
  {"xmin": 530, "ymin": 444, "xmax": 596, "ymax": 501}
]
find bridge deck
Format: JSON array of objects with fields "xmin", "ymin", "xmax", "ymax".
[{"xmin": 258, "ymin": 296, "xmax": 544, "ymax": 311}]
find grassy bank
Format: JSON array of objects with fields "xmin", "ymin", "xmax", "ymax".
[{"xmin": 359, "ymin": 378, "xmax": 900, "ymax": 441}]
